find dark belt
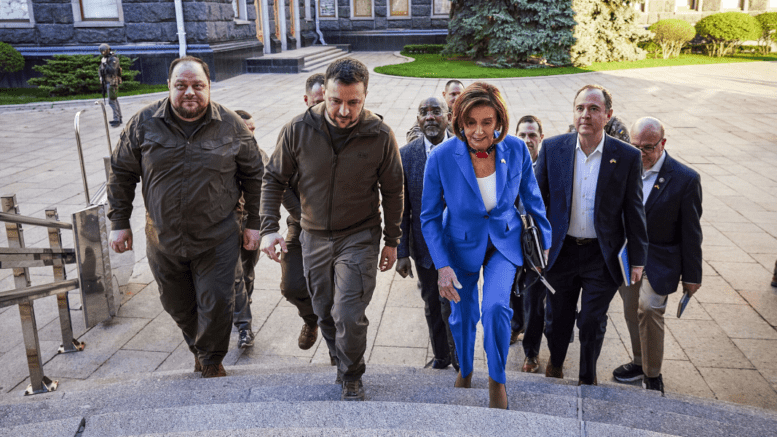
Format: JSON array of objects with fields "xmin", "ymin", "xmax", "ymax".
[{"xmin": 565, "ymin": 235, "xmax": 597, "ymax": 246}]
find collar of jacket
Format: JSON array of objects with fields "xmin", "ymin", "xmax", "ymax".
[
  {"xmin": 303, "ymin": 102, "xmax": 384, "ymax": 137},
  {"xmin": 152, "ymin": 97, "xmax": 222, "ymax": 128}
]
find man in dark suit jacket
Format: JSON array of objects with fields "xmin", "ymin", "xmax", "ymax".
[
  {"xmin": 534, "ymin": 85, "xmax": 648, "ymax": 385},
  {"xmin": 397, "ymin": 96, "xmax": 457, "ymax": 370},
  {"xmin": 612, "ymin": 117, "xmax": 702, "ymax": 393}
]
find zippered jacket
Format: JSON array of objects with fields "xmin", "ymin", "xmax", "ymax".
[{"xmin": 260, "ymin": 103, "xmax": 403, "ymax": 247}]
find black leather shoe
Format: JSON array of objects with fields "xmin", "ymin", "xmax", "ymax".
[
  {"xmin": 771, "ymin": 274, "xmax": 777, "ymax": 288},
  {"xmin": 510, "ymin": 329, "xmax": 524, "ymax": 345},
  {"xmin": 432, "ymin": 356, "xmax": 451, "ymax": 369},
  {"xmin": 613, "ymin": 362, "xmax": 644, "ymax": 382},
  {"xmin": 451, "ymin": 349, "xmax": 459, "ymax": 372},
  {"xmin": 643, "ymin": 374, "xmax": 664, "ymax": 394}
]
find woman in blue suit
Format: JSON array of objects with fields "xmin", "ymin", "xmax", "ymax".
[{"xmin": 420, "ymin": 82, "xmax": 551, "ymax": 409}]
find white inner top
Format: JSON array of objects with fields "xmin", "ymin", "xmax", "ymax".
[{"xmin": 477, "ymin": 172, "xmax": 497, "ymax": 213}]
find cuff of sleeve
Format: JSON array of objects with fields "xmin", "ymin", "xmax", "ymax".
[
  {"xmin": 384, "ymin": 239, "xmax": 399, "ymax": 248},
  {"xmin": 111, "ymin": 220, "xmax": 131, "ymax": 231},
  {"xmin": 246, "ymin": 217, "xmax": 262, "ymax": 230}
]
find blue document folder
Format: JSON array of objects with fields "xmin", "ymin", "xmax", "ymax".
[{"xmin": 618, "ymin": 239, "xmax": 630, "ymax": 286}]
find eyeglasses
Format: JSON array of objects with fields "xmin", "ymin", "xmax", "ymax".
[{"xmin": 634, "ymin": 138, "xmax": 663, "ymax": 153}]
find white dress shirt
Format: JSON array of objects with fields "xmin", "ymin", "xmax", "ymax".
[
  {"xmin": 477, "ymin": 173, "xmax": 497, "ymax": 213},
  {"xmin": 568, "ymin": 134, "xmax": 605, "ymax": 238},
  {"xmin": 641, "ymin": 150, "xmax": 666, "ymax": 205},
  {"xmin": 424, "ymin": 131, "xmax": 450, "ymax": 157}
]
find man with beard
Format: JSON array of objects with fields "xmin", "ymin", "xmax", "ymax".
[
  {"xmin": 406, "ymin": 80, "xmax": 464, "ymax": 143},
  {"xmin": 261, "ymin": 58, "xmax": 403, "ymax": 401},
  {"xmin": 108, "ymin": 56, "xmax": 264, "ymax": 378},
  {"xmin": 396, "ymin": 97, "xmax": 457, "ymax": 371}
]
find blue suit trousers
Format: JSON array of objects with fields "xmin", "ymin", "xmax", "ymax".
[{"xmin": 449, "ymin": 246, "xmax": 516, "ymax": 384}]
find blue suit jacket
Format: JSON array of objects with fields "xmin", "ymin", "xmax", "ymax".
[
  {"xmin": 420, "ymin": 134, "xmax": 552, "ymax": 273},
  {"xmin": 534, "ymin": 132, "xmax": 648, "ymax": 284},
  {"xmin": 643, "ymin": 152, "xmax": 703, "ymax": 295},
  {"xmin": 397, "ymin": 137, "xmax": 434, "ymax": 269}
]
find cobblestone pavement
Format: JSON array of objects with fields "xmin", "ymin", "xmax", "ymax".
[{"xmin": 1, "ymin": 53, "xmax": 776, "ymax": 410}]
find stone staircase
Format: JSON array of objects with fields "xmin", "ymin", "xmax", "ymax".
[
  {"xmin": 2, "ymin": 363, "xmax": 775, "ymax": 437},
  {"xmin": 244, "ymin": 45, "xmax": 351, "ymax": 74}
]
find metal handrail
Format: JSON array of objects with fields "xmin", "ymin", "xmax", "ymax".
[
  {"xmin": 0, "ymin": 279, "xmax": 79, "ymax": 308},
  {"xmin": 74, "ymin": 109, "xmax": 91, "ymax": 206},
  {"xmin": 0, "ymin": 212, "xmax": 73, "ymax": 230},
  {"xmin": 95, "ymin": 100, "xmax": 113, "ymax": 155}
]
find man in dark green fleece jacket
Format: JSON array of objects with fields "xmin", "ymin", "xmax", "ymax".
[{"xmin": 260, "ymin": 58, "xmax": 403, "ymax": 401}]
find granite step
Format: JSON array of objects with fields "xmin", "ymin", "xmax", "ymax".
[
  {"xmin": 301, "ymin": 50, "xmax": 350, "ymax": 73},
  {"xmin": 0, "ymin": 364, "xmax": 774, "ymax": 437},
  {"xmin": 79, "ymin": 402, "xmax": 673, "ymax": 437}
]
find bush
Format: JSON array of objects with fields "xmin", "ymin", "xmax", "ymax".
[
  {"xmin": 570, "ymin": 0, "xmax": 652, "ymax": 66},
  {"xmin": 695, "ymin": 12, "xmax": 762, "ymax": 57},
  {"xmin": 28, "ymin": 54, "xmax": 140, "ymax": 97},
  {"xmin": 649, "ymin": 19, "xmax": 695, "ymax": 59},
  {"xmin": 402, "ymin": 44, "xmax": 445, "ymax": 54},
  {"xmin": 0, "ymin": 42, "xmax": 24, "ymax": 83},
  {"xmin": 756, "ymin": 12, "xmax": 777, "ymax": 55}
]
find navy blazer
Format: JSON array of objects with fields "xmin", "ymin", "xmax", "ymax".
[
  {"xmin": 534, "ymin": 132, "xmax": 648, "ymax": 285},
  {"xmin": 420, "ymin": 134, "xmax": 552, "ymax": 273},
  {"xmin": 643, "ymin": 152, "xmax": 703, "ymax": 295},
  {"xmin": 397, "ymin": 137, "xmax": 434, "ymax": 269}
]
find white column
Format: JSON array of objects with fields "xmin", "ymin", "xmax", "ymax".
[
  {"xmin": 293, "ymin": 0, "xmax": 302, "ymax": 49},
  {"xmin": 261, "ymin": 0, "xmax": 272, "ymax": 54},
  {"xmin": 278, "ymin": 0, "xmax": 288, "ymax": 51}
]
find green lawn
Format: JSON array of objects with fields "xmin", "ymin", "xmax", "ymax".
[
  {"xmin": 375, "ymin": 53, "xmax": 777, "ymax": 79},
  {"xmin": 0, "ymin": 84, "xmax": 168, "ymax": 106}
]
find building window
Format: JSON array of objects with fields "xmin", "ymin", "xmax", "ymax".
[
  {"xmin": 319, "ymin": 0, "xmax": 337, "ymax": 19},
  {"xmin": 0, "ymin": 0, "xmax": 34, "ymax": 23},
  {"xmin": 351, "ymin": 0, "xmax": 372, "ymax": 19},
  {"xmin": 632, "ymin": 1, "xmax": 645, "ymax": 13},
  {"xmin": 432, "ymin": 0, "xmax": 449, "ymax": 16},
  {"xmin": 71, "ymin": 0, "xmax": 124, "ymax": 26},
  {"xmin": 676, "ymin": 0, "xmax": 697, "ymax": 11},
  {"xmin": 389, "ymin": 0, "xmax": 409, "ymax": 18},
  {"xmin": 233, "ymin": 0, "xmax": 248, "ymax": 22},
  {"xmin": 80, "ymin": 0, "xmax": 119, "ymax": 20},
  {"xmin": 720, "ymin": 0, "xmax": 743, "ymax": 10}
]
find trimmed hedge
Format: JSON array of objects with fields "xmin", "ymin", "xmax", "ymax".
[
  {"xmin": 402, "ymin": 44, "xmax": 445, "ymax": 54},
  {"xmin": 0, "ymin": 42, "xmax": 24, "ymax": 82},
  {"xmin": 695, "ymin": 12, "xmax": 762, "ymax": 57},
  {"xmin": 649, "ymin": 19, "xmax": 695, "ymax": 59},
  {"xmin": 756, "ymin": 12, "xmax": 777, "ymax": 55},
  {"xmin": 28, "ymin": 54, "xmax": 140, "ymax": 97}
]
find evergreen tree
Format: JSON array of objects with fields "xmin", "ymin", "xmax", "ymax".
[
  {"xmin": 445, "ymin": 0, "xmax": 576, "ymax": 67},
  {"xmin": 570, "ymin": 0, "xmax": 651, "ymax": 66}
]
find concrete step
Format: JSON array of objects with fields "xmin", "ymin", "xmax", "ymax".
[
  {"xmin": 301, "ymin": 46, "xmax": 343, "ymax": 63},
  {"xmin": 301, "ymin": 50, "xmax": 350, "ymax": 73},
  {"xmin": 0, "ymin": 364, "xmax": 774, "ymax": 436}
]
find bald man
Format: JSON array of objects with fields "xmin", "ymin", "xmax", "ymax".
[{"xmin": 612, "ymin": 117, "xmax": 702, "ymax": 393}]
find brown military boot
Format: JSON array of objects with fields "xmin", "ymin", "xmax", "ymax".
[
  {"xmin": 201, "ymin": 363, "xmax": 227, "ymax": 378},
  {"xmin": 194, "ymin": 356, "xmax": 202, "ymax": 373},
  {"xmin": 578, "ymin": 376, "xmax": 598, "ymax": 386},
  {"xmin": 454, "ymin": 371, "xmax": 472, "ymax": 388},
  {"xmin": 298, "ymin": 323, "xmax": 318, "ymax": 350},
  {"xmin": 545, "ymin": 361, "xmax": 564, "ymax": 379},
  {"xmin": 488, "ymin": 377, "xmax": 508, "ymax": 409}
]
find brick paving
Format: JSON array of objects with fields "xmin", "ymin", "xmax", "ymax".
[{"xmin": 0, "ymin": 53, "xmax": 776, "ymax": 410}]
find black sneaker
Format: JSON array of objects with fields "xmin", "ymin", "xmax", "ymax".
[
  {"xmin": 238, "ymin": 329, "xmax": 254, "ymax": 349},
  {"xmin": 643, "ymin": 374, "xmax": 664, "ymax": 394},
  {"xmin": 342, "ymin": 379, "xmax": 365, "ymax": 401},
  {"xmin": 613, "ymin": 363, "xmax": 644, "ymax": 382}
]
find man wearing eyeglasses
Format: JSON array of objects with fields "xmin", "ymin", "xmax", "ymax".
[{"xmin": 612, "ymin": 116, "xmax": 702, "ymax": 393}]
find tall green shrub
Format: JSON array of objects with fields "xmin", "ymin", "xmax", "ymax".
[
  {"xmin": 756, "ymin": 12, "xmax": 777, "ymax": 55},
  {"xmin": 695, "ymin": 12, "xmax": 762, "ymax": 57},
  {"xmin": 0, "ymin": 42, "xmax": 24, "ymax": 83},
  {"xmin": 444, "ymin": 0, "xmax": 576, "ymax": 67},
  {"xmin": 28, "ymin": 54, "xmax": 140, "ymax": 96},
  {"xmin": 649, "ymin": 19, "xmax": 695, "ymax": 59},
  {"xmin": 570, "ymin": 0, "xmax": 651, "ymax": 66}
]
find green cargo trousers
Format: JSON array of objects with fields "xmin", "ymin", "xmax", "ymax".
[{"xmin": 300, "ymin": 226, "xmax": 381, "ymax": 382}]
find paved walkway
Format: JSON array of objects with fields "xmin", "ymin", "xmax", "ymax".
[{"xmin": 1, "ymin": 53, "xmax": 776, "ymax": 411}]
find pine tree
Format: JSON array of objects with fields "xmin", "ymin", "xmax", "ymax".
[
  {"xmin": 444, "ymin": 0, "xmax": 576, "ymax": 67},
  {"xmin": 570, "ymin": 0, "xmax": 651, "ymax": 66}
]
